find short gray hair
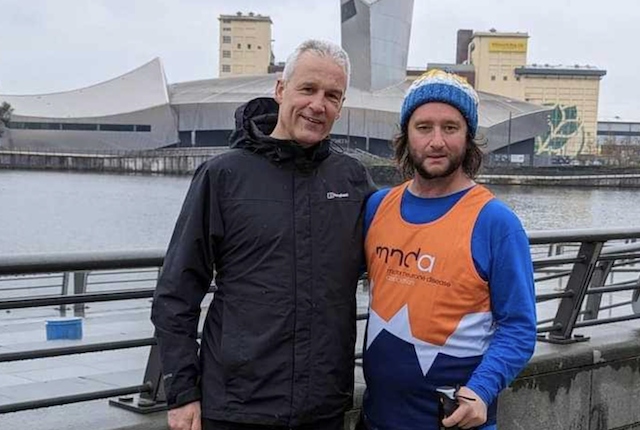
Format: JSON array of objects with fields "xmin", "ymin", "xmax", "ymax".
[{"xmin": 282, "ymin": 39, "xmax": 351, "ymax": 91}]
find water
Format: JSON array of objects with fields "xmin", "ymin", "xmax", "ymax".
[{"xmin": 1, "ymin": 169, "xmax": 640, "ymax": 255}]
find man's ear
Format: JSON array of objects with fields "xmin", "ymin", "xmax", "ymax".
[{"xmin": 274, "ymin": 79, "xmax": 285, "ymax": 104}]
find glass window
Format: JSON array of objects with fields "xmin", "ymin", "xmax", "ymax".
[
  {"xmin": 223, "ymin": 27, "xmax": 231, "ymax": 31},
  {"xmin": 247, "ymin": 44, "xmax": 252, "ymax": 49},
  {"xmin": 61, "ymin": 123, "xmax": 97, "ymax": 131},
  {"xmin": 99, "ymin": 124, "xmax": 134, "ymax": 132},
  {"xmin": 135, "ymin": 125, "xmax": 151, "ymax": 132},
  {"xmin": 222, "ymin": 65, "xmax": 231, "ymax": 73},
  {"xmin": 237, "ymin": 43, "xmax": 241, "ymax": 49},
  {"xmin": 222, "ymin": 50, "xmax": 231, "ymax": 58},
  {"xmin": 222, "ymin": 35, "xmax": 231, "ymax": 43}
]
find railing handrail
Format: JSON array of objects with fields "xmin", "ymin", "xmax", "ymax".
[
  {"xmin": 0, "ymin": 248, "xmax": 164, "ymax": 275},
  {"xmin": 1, "ymin": 227, "xmax": 638, "ymax": 275}
]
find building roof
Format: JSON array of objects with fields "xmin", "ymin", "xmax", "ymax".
[
  {"xmin": 515, "ymin": 65, "xmax": 606, "ymax": 78},
  {"xmin": 472, "ymin": 30, "xmax": 529, "ymax": 38},
  {"xmin": 219, "ymin": 13, "xmax": 272, "ymax": 23},
  {"xmin": 169, "ymin": 73, "xmax": 550, "ymax": 129},
  {"xmin": 0, "ymin": 58, "xmax": 170, "ymax": 118}
]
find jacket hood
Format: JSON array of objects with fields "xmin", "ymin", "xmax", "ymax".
[{"xmin": 229, "ymin": 97, "xmax": 332, "ymax": 172}]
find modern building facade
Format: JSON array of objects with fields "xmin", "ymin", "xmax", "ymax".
[
  {"xmin": 457, "ymin": 29, "xmax": 607, "ymax": 157},
  {"xmin": 597, "ymin": 119, "xmax": 640, "ymax": 163},
  {"xmin": 0, "ymin": 58, "xmax": 178, "ymax": 152},
  {"xmin": 218, "ymin": 12, "xmax": 272, "ymax": 77}
]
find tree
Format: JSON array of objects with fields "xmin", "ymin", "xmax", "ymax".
[{"xmin": 0, "ymin": 101, "xmax": 13, "ymax": 138}]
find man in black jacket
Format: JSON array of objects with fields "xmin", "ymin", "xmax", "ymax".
[{"xmin": 151, "ymin": 39, "xmax": 376, "ymax": 430}]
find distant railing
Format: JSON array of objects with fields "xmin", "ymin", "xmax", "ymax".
[{"xmin": 1, "ymin": 228, "xmax": 640, "ymax": 414}]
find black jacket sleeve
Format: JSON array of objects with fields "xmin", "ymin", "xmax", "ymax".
[{"xmin": 150, "ymin": 162, "xmax": 222, "ymax": 408}]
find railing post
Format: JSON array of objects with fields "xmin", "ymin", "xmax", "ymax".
[
  {"xmin": 583, "ymin": 260, "xmax": 615, "ymax": 320},
  {"xmin": 542, "ymin": 241, "xmax": 604, "ymax": 343},
  {"xmin": 73, "ymin": 271, "xmax": 88, "ymax": 317},
  {"xmin": 60, "ymin": 272, "xmax": 70, "ymax": 317},
  {"xmin": 108, "ymin": 342, "xmax": 167, "ymax": 413}
]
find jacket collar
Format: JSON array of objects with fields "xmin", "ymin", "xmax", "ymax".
[{"xmin": 229, "ymin": 97, "xmax": 331, "ymax": 172}]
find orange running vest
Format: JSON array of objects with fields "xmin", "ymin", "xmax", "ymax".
[{"xmin": 365, "ymin": 182, "xmax": 494, "ymax": 345}]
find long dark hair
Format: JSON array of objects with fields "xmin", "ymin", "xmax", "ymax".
[{"xmin": 392, "ymin": 128, "xmax": 486, "ymax": 181}]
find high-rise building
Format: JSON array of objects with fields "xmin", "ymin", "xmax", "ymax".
[
  {"xmin": 340, "ymin": 0, "xmax": 414, "ymax": 92},
  {"xmin": 218, "ymin": 12, "xmax": 272, "ymax": 77}
]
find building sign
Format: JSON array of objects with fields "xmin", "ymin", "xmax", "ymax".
[
  {"xmin": 510, "ymin": 154, "xmax": 525, "ymax": 163},
  {"xmin": 489, "ymin": 39, "xmax": 527, "ymax": 53}
]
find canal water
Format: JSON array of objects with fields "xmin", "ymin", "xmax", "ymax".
[{"xmin": 1, "ymin": 169, "xmax": 639, "ymax": 255}]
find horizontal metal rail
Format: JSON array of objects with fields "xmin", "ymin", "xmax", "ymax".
[
  {"xmin": 0, "ymin": 289, "xmax": 156, "ymax": 310},
  {"xmin": 0, "ymin": 384, "xmax": 150, "ymax": 414},
  {"xmin": 0, "ymin": 338, "xmax": 156, "ymax": 363},
  {"xmin": 0, "ymin": 249, "xmax": 164, "ymax": 276}
]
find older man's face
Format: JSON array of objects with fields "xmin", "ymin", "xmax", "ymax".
[{"xmin": 272, "ymin": 52, "xmax": 347, "ymax": 147}]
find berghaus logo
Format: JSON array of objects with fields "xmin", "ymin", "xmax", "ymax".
[
  {"xmin": 327, "ymin": 191, "xmax": 349, "ymax": 199},
  {"xmin": 375, "ymin": 246, "xmax": 436, "ymax": 273}
]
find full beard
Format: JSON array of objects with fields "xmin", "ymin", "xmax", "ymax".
[{"xmin": 410, "ymin": 147, "xmax": 465, "ymax": 180}]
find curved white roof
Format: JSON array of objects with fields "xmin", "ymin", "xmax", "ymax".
[
  {"xmin": 0, "ymin": 58, "xmax": 170, "ymax": 119},
  {"xmin": 169, "ymin": 74, "xmax": 550, "ymax": 129}
]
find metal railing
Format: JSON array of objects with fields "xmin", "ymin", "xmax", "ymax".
[{"xmin": 1, "ymin": 228, "xmax": 640, "ymax": 414}]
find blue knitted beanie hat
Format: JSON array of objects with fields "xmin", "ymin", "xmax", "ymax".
[{"xmin": 400, "ymin": 69, "xmax": 479, "ymax": 136}]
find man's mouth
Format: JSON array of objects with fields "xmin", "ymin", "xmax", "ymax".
[{"xmin": 301, "ymin": 114, "xmax": 323, "ymax": 125}]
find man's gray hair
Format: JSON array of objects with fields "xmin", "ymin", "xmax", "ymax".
[{"xmin": 282, "ymin": 39, "xmax": 351, "ymax": 91}]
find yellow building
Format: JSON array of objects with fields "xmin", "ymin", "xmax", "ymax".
[
  {"xmin": 461, "ymin": 29, "xmax": 606, "ymax": 156},
  {"xmin": 517, "ymin": 66, "xmax": 605, "ymax": 156},
  {"xmin": 219, "ymin": 12, "xmax": 272, "ymax": 77},
  {"xmin": 468, "ymin": 31, "xmax": 528, "ymax": 100}
]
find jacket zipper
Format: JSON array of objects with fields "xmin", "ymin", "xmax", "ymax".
[{"xmin": 288, "ymin": 169, "xmax": 297, "ymax": 426}]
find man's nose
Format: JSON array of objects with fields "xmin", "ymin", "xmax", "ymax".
[
  {"xmin": 308, "ymin": 93, "xmax": 326, "ymax": 113},
  {"xmin": 430, "ymin": 128, "xmax": 446, "ymax": 147}
]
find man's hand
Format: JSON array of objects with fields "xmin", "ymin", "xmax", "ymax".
[
  {"xmin": 441, "ymin": 386, "xmax": 487, "ymax": 429},
  {"xmin": 168, "ymin": 401, "xmax": 201, "ymax": 430}
]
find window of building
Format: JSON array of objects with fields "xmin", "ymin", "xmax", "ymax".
[
  {"xmin": 503, "ymin": 76, "xmax": 508, "ymax": 81},
  {"xmin": 223, "ymin": 27, "xmax": 231, "ymax": 31},
  {"xmin": 61, "ymin": 123, "xmax": 98, "ymax": 131},
  {"xmin": 247, "ymin": 44, "xmax": 252, "ymax": 49},
  {"xmin": 237, "ymin": 43, "xmax": 242, "ymax": 49},
  {"xmin": 257, "ymin": 45, "xmax": 262, "ymax": 50},
  {"xmin": 222, "ymin": 19, "xmax": 231, "ymax": 23},
  {"xmin": 222, "ymin": 65, "xmax": 231, "ymax": 73},
  {"xmin": 222, "ymin": 50, "xmax": 231, "ymax": 58},
  {"xmin": 99, "ymin": 124, "xmax": 134, "ymax": 132},
  {"xmin": 516, "ymin": 76, "xmax": 521, "ymax": 81},
  {"xmin": 222, "ymin": 35, "xmax": 231, "ymax": 43},
  {"xmin": 491, "ymin": 75, "xmax": 496, "ymax": 81}
]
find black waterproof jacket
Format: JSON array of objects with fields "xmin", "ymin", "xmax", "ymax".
[{"xmin": 151, "ymin": 97, "xmax": 376, "ymax": 426}]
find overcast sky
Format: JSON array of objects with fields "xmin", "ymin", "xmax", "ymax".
[{"xmin": 0, "ymin": 0, "xmax": 637, "ymax": 119}]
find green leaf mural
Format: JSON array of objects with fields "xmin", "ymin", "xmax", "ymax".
[{"xmin": 535, "ymin": 104, "xmax": 585, "ymax": 156}]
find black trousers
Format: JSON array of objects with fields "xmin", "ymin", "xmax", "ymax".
[{"xmin": 203, "ymin": 415, "xmax": 345, "ymax": 430}]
